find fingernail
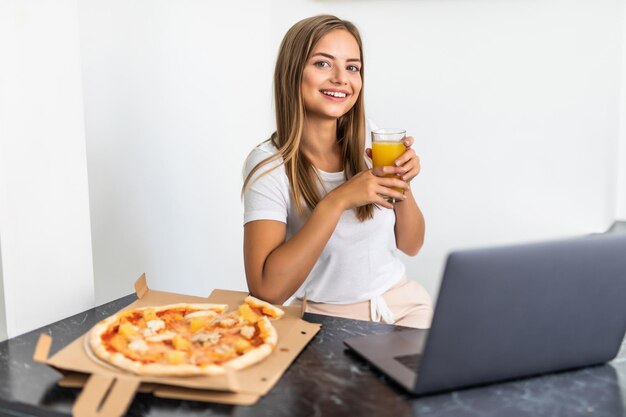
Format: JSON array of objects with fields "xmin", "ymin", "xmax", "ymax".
[
  {"xmin": 404, "ymin": 141, "xmax": 410, "ymax": 146},
  {"xmin": 395, "ymin": 161, "xmax": 401, "ymax": 166}
]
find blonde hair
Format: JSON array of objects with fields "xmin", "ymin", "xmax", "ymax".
[{"xmin": 243, "ymin": 14, "xmax": 374, "ymax": 221}]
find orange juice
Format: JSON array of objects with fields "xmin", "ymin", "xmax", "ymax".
[
  {"xmin": 372, "ymin": 141, "xmax": 406, "ymax": 167},
  {"xmin": 372, "ymin": 141, "xmax": 406, "ymax": 194}
]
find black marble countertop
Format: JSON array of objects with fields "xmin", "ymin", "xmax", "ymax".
[{"xmin": 1, "ymin": 294, "xmax": 625, "ymax": 417}]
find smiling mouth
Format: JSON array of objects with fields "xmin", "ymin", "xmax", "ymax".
[{"xmin": 320, "ymin": 90, "xmax": 348, "ymax": 98}]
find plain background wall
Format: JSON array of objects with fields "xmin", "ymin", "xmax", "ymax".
[
  {"xmin": 0, "ymin": 0, "xmax": 95, "ymax": 338},
  {"xmin": 618, "ymin": 0, "xmax": 626, "ymax": 219},
  {"xmin": 80, "ymin": 0, "xmax": 625, "ymax": 306},
  {"xmin": 0, "ymin": 243, "xmax": 6, "ymax": 341},
  {"xmin": 79, "ymin": 0, "xmax": 273, "ymax": 303}
]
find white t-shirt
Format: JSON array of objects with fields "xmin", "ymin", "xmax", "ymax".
[{"xmin": 242, "ymin": 130, "xmax": 406, "ymax": 304}]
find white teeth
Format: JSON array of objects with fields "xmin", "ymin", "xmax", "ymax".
[{"xmin": 322, "ymin": 90, "xmax": 347, "ymax": 98}]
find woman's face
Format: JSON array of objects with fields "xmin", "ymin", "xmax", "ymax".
[{"xmin": 301, "ymin": 29, "xmax": 362, "ymax": 120}]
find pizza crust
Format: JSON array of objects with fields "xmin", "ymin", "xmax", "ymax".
[
  {"xmin": 245, "ymin": 296, "xmax": 285, "ymax": 319},
  {"xmin": 88, "ymin": 315, "xmax": 121, "ymax": 366},
  {"xmin": 127, "ymin": 361, "xmax": 226, "ymax": 376},
  {"xmin": 224, "ymin": 344, "xmax": 272, "ymax": 371}
]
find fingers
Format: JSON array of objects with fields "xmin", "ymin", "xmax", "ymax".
[
  {"xmin": 365, "ymin": 148, "xmax": 372, "ymax": 158},
  {"xmin": 401, "ymin": 159, "xmax": 421, "ymax": 182},
  {"xmin": 372, "ymin": 164, "xmax": 419, "ymax": 182},
  {"xmin": 340, "ymin": 170, "xmax": 408, "ymax": 209},
  {"xmin": 372, "ymin": 165, "xmax": 407, "ymax": 178},
  {"xmin": 363, "ymin": 171, "xmax": 407, "ymax": 207},
  {"xmin": 394, "ymin": 147, "xmax": 416, "ymax": 167},
  {"xmin": 366, "ymin": 171, "xmax": 409, "ymax": 192},
  {"xmin": 378, "ymin": 176, "xmax": 410, "ymax": 192},
  {"xmin": 394, "ymin": 149, "xmax": 421, "ymax": 182},
  {"xmin": 374, "ymin": 183, "xmax": 407, "ymax": 208},
  {"xmin": 403, "ymin": 136, "xmax": 414, "ymax": 147},
  {"xmin": 370, "ymin": 183, "xmax": 404, "ymax": 208},
  {"xmin": 373, "ymin": 196, "xmax": 395, "ymax": 210}
]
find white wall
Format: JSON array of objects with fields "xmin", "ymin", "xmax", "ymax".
[
  {"xmin": 80, "ymin": 0, "xmax": 624, "ymax": 305},
  {"xmin": 79, "ymin": 1, "xmax": 273, "ymax": 304},
  {"xmin": 617, "ymin": 0, "xmax": 626, "ymax": 220},
  {"xmin": 0, "ymin": 242, "xmax": 6, "ymax": 341},
  {"xmin": 0, "ymin": 0, "xmax": 95, "ymax": 338}
]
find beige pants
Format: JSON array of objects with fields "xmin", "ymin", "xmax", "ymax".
[{"xmin": 290, "ymin": 278, "xmax": 433, "ymax": 329}]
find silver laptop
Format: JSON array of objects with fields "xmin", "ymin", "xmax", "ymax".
[{"xmin": 344, "ymin": 233, "xmax": 626, "ymax": 395}]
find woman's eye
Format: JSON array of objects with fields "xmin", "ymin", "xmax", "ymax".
[
  {"xmin": 347, "ymin": 65, "xmax": 361, "ymax": 72},
  {"xmin": 314, "ymin": 61, "xmax": 331, "ymax": 69}
]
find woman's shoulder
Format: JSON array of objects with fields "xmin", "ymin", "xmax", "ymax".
[
  {"xmin": 243, "ymin": 139, "xmax": 285, "ymax": 178},
  {"xmin": 248, "ymin": 139, "xmax": 280, "ymax": 159}
]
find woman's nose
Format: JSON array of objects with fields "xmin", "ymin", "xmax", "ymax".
[{"xmin": 331, "ymin": 67, "xmax": 348, "ymax": 85}]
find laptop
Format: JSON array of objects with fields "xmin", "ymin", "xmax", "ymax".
[{"xmin": 344, "ymin": 233, "xmax": 626, "ymax": 396}]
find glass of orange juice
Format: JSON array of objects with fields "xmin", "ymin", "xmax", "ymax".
[{"xmin": 371, "ymin": 128, "xmax": 406, "ymax": 203}]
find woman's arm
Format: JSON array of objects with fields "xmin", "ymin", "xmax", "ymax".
[
  {"xmin": 244, "ymin": 170, "xmax": 408, "ymax": 304},
  {"xmin": 244, "ymin": 198, "xmax": 342, "ymax": 305},
  {"xmin": 393, "ymin": 136, "xmax": 425, "ymax": 255},
  {"xmin": 367, "ymin": 135, "xmax": 425, "ymax": 256},
  {"xmin": 393, "ymin": 188, "xmax": 425, "ymax": 256}
]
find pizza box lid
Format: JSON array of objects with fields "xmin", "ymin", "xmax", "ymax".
[{"xmin": 33, "ymin": 274, "xmax": 320, "ymax": 416}]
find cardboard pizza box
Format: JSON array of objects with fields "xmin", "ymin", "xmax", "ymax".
[{"xmin": 33, "ymin": 274, "xmax": 320, "ymax": 416}]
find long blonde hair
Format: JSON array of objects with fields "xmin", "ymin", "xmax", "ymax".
[{"xmin": 243, "ymin": 15, "xmax": 374, "ymax": 221}]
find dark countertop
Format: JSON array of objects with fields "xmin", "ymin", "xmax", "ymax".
[{"xmin": 1, "ymin": 294, "xmax": 625, "ymax": 417}]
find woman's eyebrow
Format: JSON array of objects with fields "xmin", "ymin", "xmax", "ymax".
[{"xmin": 311, "ymin": 52, "xmax": 361, "ymax": 63}]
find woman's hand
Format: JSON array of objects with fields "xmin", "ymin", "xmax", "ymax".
[
  {"xmin": 326, "ymin": 169, "xmax": 409, "ymax": 210},
  {"xmin": 366, "ymin": 135, "xmax": 421, "ymax": 184},
  {"xmin": 366, "ymin": 135, "xmax": 425, "ymax": 256}
]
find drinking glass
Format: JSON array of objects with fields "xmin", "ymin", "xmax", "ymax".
[{"xmin": 371, "ymin": 128, "xmax": 406, "ymax": 203}]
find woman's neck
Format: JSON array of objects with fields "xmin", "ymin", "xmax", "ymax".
[{"xmin": 300, "ymin": 117, "xmax": 343, "ymax": 172}]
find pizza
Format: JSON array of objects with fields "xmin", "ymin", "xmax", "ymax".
[{"xmin": 87, "ymin": 296, "xmax": 285, "ymax": 376}]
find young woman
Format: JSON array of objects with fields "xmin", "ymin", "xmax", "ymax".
[{"xmin": 242, "ymin": 15, "xmax": 433, "ymax": 328}]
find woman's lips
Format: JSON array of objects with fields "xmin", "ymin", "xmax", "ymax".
[{"xmin": 320, "ymin": 90, "xmax": 350, "ymax": 102}]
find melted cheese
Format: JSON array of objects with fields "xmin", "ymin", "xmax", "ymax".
[
  {"xmin": 240, "ymin": 326, "xmax": 255, "ymax": 339},
  {"xmin": 128, "ymin": 339, "xmax": 148, "ymax": 352},
  {"xmin": 191, "ymin": 331, "xmax": 221, "ymax": 344},
  {"xmin": 146, "ymin": 319, "xmax": 165, "ymax": 332},
  {"xmin": 146, "ymin": 331, "xmax": 176, "ymax": 342}
]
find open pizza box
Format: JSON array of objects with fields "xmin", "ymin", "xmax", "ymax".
[{"xmin": 33, "ymin": 274, "xmax": 320, "ymax": 416}]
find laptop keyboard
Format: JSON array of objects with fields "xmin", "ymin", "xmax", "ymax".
[{"xmin": 394, "ymin": 353, "xmax": 422, "ymax": 371}]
